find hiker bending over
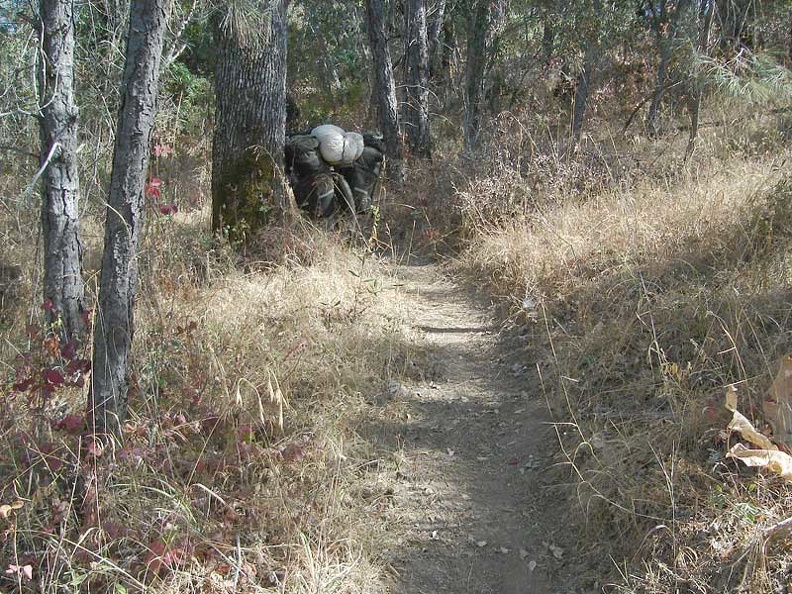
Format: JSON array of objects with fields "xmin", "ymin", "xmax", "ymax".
[{"xmin": 285, "ymin": 125, "xmax": 384, "ymax": 219}]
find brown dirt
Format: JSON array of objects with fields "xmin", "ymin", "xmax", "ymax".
[{"xmin": 376, "ymin": 260, "xmax": 592, "ymax": 594}]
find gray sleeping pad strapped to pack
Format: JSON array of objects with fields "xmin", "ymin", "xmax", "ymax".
[{"xmin": 338, "ymin": 133, "xmax": 385, "ymax": 214}]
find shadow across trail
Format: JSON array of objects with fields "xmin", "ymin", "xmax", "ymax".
[{"xmin": 376, "ymin": 262, "xmax": 578, "ymax": 594}]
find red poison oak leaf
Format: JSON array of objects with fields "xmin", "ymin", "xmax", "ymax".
[
  {"xmin": 53, "ymin": 414, "xmax": 86, "ymax": 434},
  {"xmin": 41, "ymin": 368, "xmax": 64, "ymax": 386},
  {"xmin": 153, "ymin": 144, "xmax": 173, "ymax": 157},
  {"xmin": 146, "ymin": 177, "xmax": 162, "ymax": 199},
  {"xmin": 61, "ymin": 339, "xmax": 78, "ymax": 360}
]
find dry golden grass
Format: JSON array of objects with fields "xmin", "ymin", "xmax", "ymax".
[
  {"xmin": 454, "ymin": 116, "xmax": 792, "ymax": 591},
  {"xmin": 0, "ymin": 203, "xmax": 428, "ymax": 593}
]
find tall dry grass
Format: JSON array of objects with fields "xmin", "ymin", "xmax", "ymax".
[
  {"xmin": 0, "ymin": 201, "xmax": 428, "ymax": 593},
  {"xmin": 452, "ymin": 108, "xmax": 792, "ymax": 591}
]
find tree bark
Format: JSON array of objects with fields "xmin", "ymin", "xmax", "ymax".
[
  {"xmin": 365, "ymin": 0, "xmax": 404, "ymax": 181},
  {"xmin": 685, "ymin": 0, "xmax": 715, "ymax": 162},
  {"xmin": 646, "ymin": 0, "xmax": 692, "ymax": 136},
  {"xmin": 716, "ymin": 0, "xmax": 753, "ymax": 54},
  {"xmin": 463, "ymin": 0, "xmax": 506, "ymax": 153},
  {"xmin": 570, "ymin": 53, "xmax": 593, "ymax": 143},
  {"xmin": 404, "ymin": 0, "xmax": 432, "ymax": 159},
  {"xmin": 37, "ymin": 0, "xmax": 85, "ymax": 344},
  {"xmin": 311, "ymin": 23, "xmax": 342, "ymax": 101},
  {"xmin": 541, "ymin": 16, "xmax": 554, "ymax": 68},
  {"xmin": 211, "ymin": 0, "xmax": 288, "ymax": 241},
  {"xmin": 90, "ymin": 0, "xmax": 171, "ymax": 439},
  {"xmin": 570, "ymin": 0, "xmax": 602, "ymax": 144},
  {"xmin": 428, "ymin": 0, "xmax": 446, "ymax": 80}
]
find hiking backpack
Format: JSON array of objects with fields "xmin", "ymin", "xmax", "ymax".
[{"xmin": 338, "ymin": 133, "xmax": 385, "ymax": 214}]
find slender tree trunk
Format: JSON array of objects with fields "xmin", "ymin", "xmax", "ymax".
[
  {"xmin": 646, "ymin": 0, "xmax": 692, "ymax": 136},
  {"xmin": 716, "ymin": 0, "xmax": 753, "ymax": 54},
  {"xmin": 463, "ymin": 0, "xmax": 506, "ymax": 152},
  {"xmin": 404, "ymin": 0, "xmax": 432, "ymax": 158},
  {"xmin": 211, "ymin": 0, "xmax": 288, "ymax": 241},
  {"xmin": 685, "ymin": 0, "xmax": 715, "ymax": 161},
  {"xmin": 365, "ymin": 0, "xmax": 404, "ymax": 181},
  {"xmin": 311, "ymin": 24, "xmax": 341, "ymax": 101},
  {"xmin": 428, "ymin": 0, "xmax": 446, "ymax": 79},
  {"xmin": 541, "ymin": 17, "xmax": 554, "ymax": 68},
  {"xmin": 570, "ymin": 0, "xmax": 602, "ymax": 143},
  {"xmin": 37, "ymin": 0, "xmax": 85, "ymax": 344},
  {"xmin": 441, "ymin": 13, "xmax": 456, "ymax": 83},
  {"xmin": 90, "ymin": 0, "xmax": 171, "ymax": 439},
  {"xmin": 570, "ymin": 53, "xmax": 593, "ymax": 142}
]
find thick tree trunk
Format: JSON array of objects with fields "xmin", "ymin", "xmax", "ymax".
[
  {"xmin": 365, "ymin": 0, "xmax": 403, "ymax": 181},
  {"xmin": 38, "ymin": 0, "xmax": 85, "ymax": 344},
  {"xmin": 404, "ymin": 0, "xmax": 432, "ymax": 159},
  {"xmin": 90, "ymin": 0, "xmax": 170, "ymax": 439},
  {"xmin": 463, "ymin": 0, "xmax": 506, "ymax": 152},
  {"xmin": 211, "ymin": 0, "xmax": 288, "ymax": 241}
]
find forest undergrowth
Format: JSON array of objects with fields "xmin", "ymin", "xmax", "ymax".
[{"xmin": 3, "ymin": 98, "xmax": 792, "ymax": 593}]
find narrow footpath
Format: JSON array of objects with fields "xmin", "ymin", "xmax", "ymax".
[{"xmin": 379, "ymin": 262, "xmax": 584, "ymax": 594}]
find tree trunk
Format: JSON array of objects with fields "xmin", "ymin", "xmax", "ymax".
[
  {"xmin": 90, "ymin": 0, "xmax": 171, "ymax": 439},
  {"xmin": 404, "ymin": 0, "xmax": 432, "ymax": 159},
  {"xmin": 570, "ymin": 52, "xmax": 593, "ymax": 143},
  {"xmin": 37, "ymin": 0, "xmax": 85, "ymax": 345},
  {"xmin": 716, "ymin": 0, "xmax": 753, "ymax": 54},
  {"xmin": 463, "ymin": 0, "xmax": 506, "ymax": 153},
  {"xmin": 685, "ymin": 0, "xmax": 715, "ymax": 162},
  {"xmin": 311, "ymin": 24, "xmax": 342, "ymax": 101},
  {"xmin": 646, "ymin": 0, "xmax": 692, "ymax": 136},
  {"xmin": 365, "ymin": 0, "xmax": 404, "ymax": 181},
  {"xmin": 211, "ymin": 0, "xmax": 288, "ymax": 241},
  {"xmin": 541, "ymin": 16, "xmax": 554, "ymax": 68},
  {"xmin": 428, "ymin": 0, "xmax": 446, "ymax": 80},
  {"xmin": 570, "ymin": 0, "xmax": 602, "ymax": 144},
  {"xmin": 441, "ymin": 12, "xmax": 456, "ymax": 84}
]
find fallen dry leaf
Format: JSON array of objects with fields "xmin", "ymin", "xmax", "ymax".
[
  {"xmin": 0, "ymin": 501, "xmax": 24, "ymax": 520},
  {"xmin": 727, "ymin": 443, "xmax": 792, "ymax": 480},
  {"xmin": 724, "ymin": 389, "xmax": 792, "ymax": 480},
  {"xmin": 725, "ymin": 385, "xmax": 738, "ymax": 412},
  {"xmin": 727, "ymin": 409, "xmax": 777, "ymax": 451}
]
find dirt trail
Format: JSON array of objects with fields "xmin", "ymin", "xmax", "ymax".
[{"xmin": 382, "ymin": 261, "xmax": 578, "ymax": 594}]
